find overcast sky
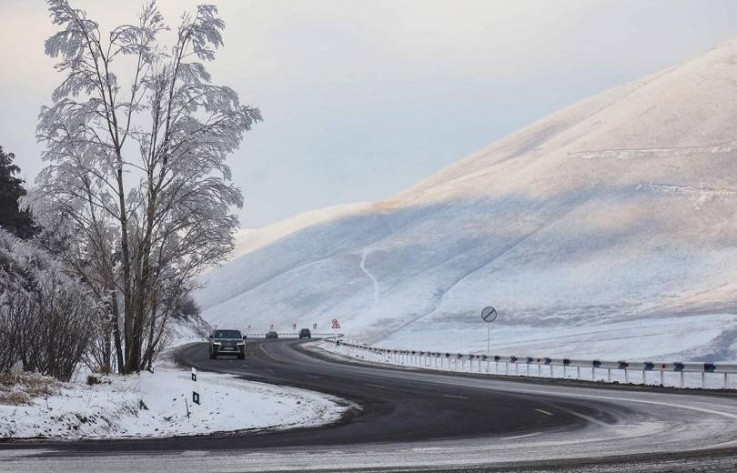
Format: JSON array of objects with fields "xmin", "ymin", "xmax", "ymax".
[{"xmin": 2, "ymin": 1, "xmax": 737, "ymax": 227}]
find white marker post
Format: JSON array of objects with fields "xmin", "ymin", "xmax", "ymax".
[{"xmin": 191, "ymin": 367, "xmax": 200, "ymax": 407}]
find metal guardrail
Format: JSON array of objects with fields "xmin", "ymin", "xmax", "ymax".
[
  {"xmin": 324, "ymin": 339, "xmax": 737, "ymax": 390},
  {"xmin": 244, "ymin": 332, "xmax": 342, "ymax": 338}
]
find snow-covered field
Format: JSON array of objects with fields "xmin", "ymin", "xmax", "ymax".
[
  {"xmin": 195, "ymin": 40, "xmax": 737, "ymax": 363},
  {"xmin": 0, "ymin": 353, "xmax": 347, "ymax": 439},
  {"xmin": 376, "ymin": 313, "xmax": 737, "ymax": 362}
]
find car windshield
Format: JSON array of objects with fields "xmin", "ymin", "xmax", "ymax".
[{"xmin": 213, "ymin": 330, "xmax": 241, "ymax": 339}]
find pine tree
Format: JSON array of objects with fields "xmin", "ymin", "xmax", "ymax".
[{"xmin": 0, "ymin": 146, "xmax": 37, "ymax": 239}]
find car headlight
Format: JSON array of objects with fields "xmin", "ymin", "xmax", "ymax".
[
  {"xmin": 237, "ymin": 341, "xmax": 245, "ymax": 346},
  {"xmin": 213, "ymin": 341, "xmax": 222, "ymax": 345}
]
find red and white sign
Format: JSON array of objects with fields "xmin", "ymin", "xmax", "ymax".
[
  {"xmin": 331, "ymin": 319, "xmax": 341, "ymax": 329},
  {"xmin": 292, "ymin": 323, "xmax": 297, "ymax": 330},
  {"xmin": 269, "ymin": 324, "xmax": 274, "ymax": 330}
]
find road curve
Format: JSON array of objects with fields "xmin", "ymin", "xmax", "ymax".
[{"xmin": 3, "ymin": 339, "xmax": 737, "ymax": 472}]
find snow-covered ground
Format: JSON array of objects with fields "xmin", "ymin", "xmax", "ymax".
[
  {"xmin": 376, "ymin": 313, "xmax": 737, "ymax": 362},
  {"xmin": 196, "ymin": 40, "xmax": 737, "ymax": 363},
  {"xmin": 0, "ymin": 353, "xmax": 348, "ymax": 439}
]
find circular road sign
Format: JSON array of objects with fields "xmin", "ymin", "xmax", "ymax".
[{"xmin": 481, "ymin": 306, "xmax": 497, "ymax": 323}]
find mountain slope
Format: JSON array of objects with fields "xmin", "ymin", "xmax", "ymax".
[{"xmin": 196, "ymin": 41, "xmax": 737, "ymax": 361}]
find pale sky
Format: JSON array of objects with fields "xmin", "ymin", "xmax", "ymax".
[{"xmin": 2, "ymin": 1, "xmax": 737, "ymax": 227}]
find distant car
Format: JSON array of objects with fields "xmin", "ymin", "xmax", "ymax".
[
  {"xmin": 208, "ymin": 329, "xmax": 246, "ymax": 360},
  {"xmin": 265, "ymin": 331, "xmax": 279, "ymax": 339},
  {"xmin": 299, "ymin": 328, "xmax": 311, "ymax": 339}
]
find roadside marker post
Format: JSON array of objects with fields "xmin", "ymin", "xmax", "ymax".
[{"xmin": 192, "ymin": 367, "xmax": 200, "ymax": 406}]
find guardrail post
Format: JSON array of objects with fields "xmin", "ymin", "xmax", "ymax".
[
  {"xmin": 660, "ymin": 371, "xmax": 664, "ymax": 386},
  {"xmin": 680, "ymin": 371, "xmax": 685, "ymax": 388},
  {"xmin": 702, "ymin": 372, "xmax": 706, "ymax": 389},
  {"xmin": 576, "ymin": 366, "xmax": 580, "ymax": 379},
  {"xmin": 624, "ymin": 369, "xmax": 629, "ymax": 383},
  {"xmin": 505, "ymin": 361, "xmax": 509, "ymax": 375},
  {"xmin": 563, "ymin": 364, "xmax": 567, "ymax": 378},
  {"xmin": 591, "ymin": 366, "xmax": 595, "ymax": 380},
  {"xmin": 538, "ymin": 364, "xmax": 542, "ymax": 377},
  {"xmin": 642, "ymin": 370, "xmax": 646, "ymax": 385},
  {"xmin": 725, "ymin": 373, "xmax": 729, "ymax": 389},
  {"xmin": 607, "ymin": 368, "xmax": 611, "ymax": 382},
  {"xmin": 550, "ymin": 365, "xmax": 553, "ymax": 377}
]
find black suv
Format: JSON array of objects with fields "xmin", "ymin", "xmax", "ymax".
[
  {"xmin": 299, "ymin": 328, "xmax": 311, "ymax": 339},
  {"xmin": 265, "ymin": 331, "xmax": 279, "ymax": 339},
  {"xmin": 208, "ymin": 329, "xmax": 246, "ymax": 359}
]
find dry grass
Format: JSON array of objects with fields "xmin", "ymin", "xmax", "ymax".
[{"xmin": 0, "ymin": 372, "xmax": 59, "ymax": 405}]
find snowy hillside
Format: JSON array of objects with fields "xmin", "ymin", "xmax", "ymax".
[{"xmin": 196, "ymin": 40, "xmax": 737, "ymax": 362}]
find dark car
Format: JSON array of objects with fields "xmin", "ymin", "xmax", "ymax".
[
  {"xmin": 299, "ymin": 328, "xmax": 311, "ymax": 339},
  {"xmin": 208, "ymin": 329, "xmax": 246, "ymax": 359},
  {"xmin": 265, "ymin": 331, "xmax": 279, "ymax": 339}
]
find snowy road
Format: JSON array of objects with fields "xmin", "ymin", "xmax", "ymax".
[{"xmin": 2, "ymin": 339, "xmax": 737, "ymax": 472}]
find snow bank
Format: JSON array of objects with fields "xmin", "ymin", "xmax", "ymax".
[{"xmin": 0, "ymin": 357, "xmax": 347, "ymax": 439}]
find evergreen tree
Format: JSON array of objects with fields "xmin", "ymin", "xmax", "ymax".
[{"xmin": 0, "ymin": 146, "xmax": 36, "ymax": 239}]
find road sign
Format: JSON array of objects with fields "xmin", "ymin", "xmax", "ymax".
[
  {"xmin": 481, "ymin": 306, "xmax": 497, "ymax": 355},
  {"xmin": 270, "ymin": 324, "xmax": 274, "ymax": 330},
  {"xmin": 332, "ymin": 319, "xmax": 341, "ymax": 329},
  {"xmin": 481, "ymin": 306, "xmax": 497, "ymax": 322},
  {"xmin": 292, "ymin": 323, "xmax": 297, "ymax": 330},
  {"xmin": 313, "ymin": 323, "xmax": 317, "ymax": 330}
]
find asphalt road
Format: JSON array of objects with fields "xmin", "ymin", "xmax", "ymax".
[{"xmin": 4, "ymin": 339, "xmax": 737, "ymax": 472}]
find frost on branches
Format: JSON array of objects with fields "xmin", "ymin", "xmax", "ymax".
[
  {"xmin": 27, "ymin": 0, "xmax": 261, "ymax": 374},
  {"xmin": 0, "ymin": 228, "xmax": 97, "ymax": 381}
]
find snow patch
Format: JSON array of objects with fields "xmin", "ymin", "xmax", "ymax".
[{"xmin": 0, "ymin": 355, "xmax": 348, "ymax": 439}]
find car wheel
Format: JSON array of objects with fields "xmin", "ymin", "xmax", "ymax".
[{"xmin": 209, "ymin": 350, "xmax": 216, "ymax": 360}]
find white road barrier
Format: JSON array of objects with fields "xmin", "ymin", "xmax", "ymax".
[
  {"xmin": 323, "ymin": 339, "xmax": 737, "ymax": 390},
  {"xmin": 244, "ymin": 332, "xmax": 339, "ymax": 338}
]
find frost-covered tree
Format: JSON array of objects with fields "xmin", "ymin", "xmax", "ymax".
[
  {"xmin": 0, "ymin": 228, "xmax": 97, "ymax": 381},
  {"xmin": 27, "ymin": 0, "xmax": 261, "ymax": 374}
]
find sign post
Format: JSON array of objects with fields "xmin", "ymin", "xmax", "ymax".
[
  {"xmin": 481, "ymin": 306, "xmax": 498, "ymax": 355},
  {"xmin": 332, "ymin": 319, "xmax": 341, "ymax": 341}
]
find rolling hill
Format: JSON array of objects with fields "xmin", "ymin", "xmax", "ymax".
[{"xmin": 195, "ymin": 40, "xmax": 737, "ymax": 362}]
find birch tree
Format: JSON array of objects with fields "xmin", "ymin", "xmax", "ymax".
[{"xmin": 28, "ymin": 0, "xmax": 261, "ymax": 373}]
